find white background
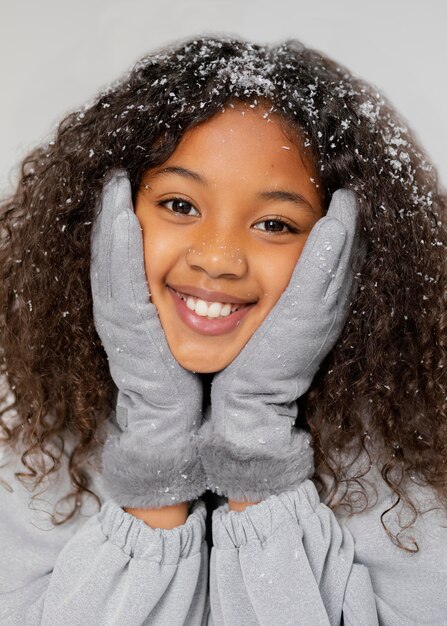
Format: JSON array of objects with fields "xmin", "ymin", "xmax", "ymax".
[{"xmin": 1, "ymin": 0, "xmax": 446, "ymax": 195}]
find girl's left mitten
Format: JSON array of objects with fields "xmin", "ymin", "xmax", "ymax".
[
  {"xmin": 90, "ymin": 169, "xmax": 207, "ymax": 509},
  {"xmin": 198, "ymin": 189, "xmax": 366, "ymax": 502}
]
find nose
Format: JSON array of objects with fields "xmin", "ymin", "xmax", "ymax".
[{"xmin": 186, "ymin": 233, "xmax": 248, "ymax": 279}]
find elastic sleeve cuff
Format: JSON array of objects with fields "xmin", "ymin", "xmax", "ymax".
[
  {"xmin": 211, "ymin": 479, "xmax": 320, "ymax": 549},
  {"xmin": 97, "ymin": 498, "xmax": 207, "ymax": 564}
]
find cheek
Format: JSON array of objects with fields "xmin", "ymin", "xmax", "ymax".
[
  {"xmin": 258, "ymin": 241, "xmax": 306, "ymax": 303},
  {"xmin": 136, "ymin": 213, "xmax": 180, "ymax": 291}
]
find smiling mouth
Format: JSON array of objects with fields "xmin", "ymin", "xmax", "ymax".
[
  {"xmin": 165, "ymin": 285, "xmax": 258, "ymax": 338},
  {"xmin": 169, "ymin": 286, "xmax": 254, "ymax": 317}
]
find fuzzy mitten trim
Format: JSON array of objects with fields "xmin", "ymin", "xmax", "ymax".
[
  {"xmin": 197, "ymin": 420, "xmax": 315, "ymax": 501},
  {"xmin": 100, "ymin": 431, "xmax": 207, "ymax": 509}
]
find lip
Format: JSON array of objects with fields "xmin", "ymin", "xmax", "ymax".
[
  {"xmin": 168, "ymin": 283, "xmax": 256, "ymax": 305},
  {"xmin": 168, "ymin": 286, "xmax": 255, "ymax": 336}
]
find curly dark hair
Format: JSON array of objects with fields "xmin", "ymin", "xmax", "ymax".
[{"xmin": 0, "ymin": 35, "xmax": 445, "ymax": 551}]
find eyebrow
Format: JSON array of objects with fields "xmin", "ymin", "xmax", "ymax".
[
  {"xmin": 147, "ymin": 165, "xmax": 318, "ymax": 215},
  {"xmin": 150, "ymin": 166, "xmax": 206, "ymax": 185},
  {"xmin": 258, "ymin": 190, "xmax": 316, "ymax": 215}
]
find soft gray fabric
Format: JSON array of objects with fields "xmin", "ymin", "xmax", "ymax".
[
  {"xmin": 198, "ymin": 189, "xmax": 366, "ymax": 501},
  {"xmin": 0, "ymin": 429, "xmax": 209, "ymax": 625},
  {"xmin": 209, "ymin": 463, "xmax": 447, "ymax": 625},
  {"xmin": 1, "ymin": 429, "xmax": 447, "ymax": 625},
  {"xmin": 90, "ymin": 169, "xmax": 207, "ymax": 508}
]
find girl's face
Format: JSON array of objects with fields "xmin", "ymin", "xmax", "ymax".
[{"xmin": 134, "ymin": 103, "xmax": 324, "ymax": 373}]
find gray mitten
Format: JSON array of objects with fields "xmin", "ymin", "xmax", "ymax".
[
  {"xmin": 90, "ymin": 169, "xmax": 207, "ymax": 509},
  {"xmin": 198, "ymin": 189, "xmax": 366, "ymax": 501}
]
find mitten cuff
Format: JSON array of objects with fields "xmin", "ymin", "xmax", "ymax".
[
  {"xmin": 197, "ymin": 420, "xmax": 314, "ymax": 501},
  {"xmin": 100, "ymin": 431, "xmax": 207, "ymax": 509}
]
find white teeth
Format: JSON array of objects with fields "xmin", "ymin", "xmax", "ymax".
[
  {"xmin": 175, "ymin": 290, "xmax": 241, "ymax": 318},
  {"xmin": 186, "ymin": 297, "xmax": 196, "ymax": 311},
  {"xmin": 195, "ymin": 300, "xmax": 211, "ymax": 317},
  {"xmin": 208, "ymin": 301, "xmax": 231, "ymax": 317}
]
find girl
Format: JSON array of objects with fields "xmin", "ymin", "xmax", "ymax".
[{"xmin": 0, "ymin": 35, "xmax": 445, "ymax": 625}]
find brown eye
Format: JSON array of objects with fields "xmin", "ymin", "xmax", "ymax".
[
  {"xmin": 159, "ymin": 198, "xmax": 199, "ymax": 216},
  {"xmin": 253, "ymin": 217, "xmax": 299, "ymax": 235}
]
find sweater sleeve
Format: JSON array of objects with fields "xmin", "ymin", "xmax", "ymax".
[
  {"xmin": 210, "ymin": 475, "xmax": 447, "ymax": 625},
  {"xmin": 0, "ymin": 447, "xmax": 210, "ymax": 626},
  {"xmin": 209, "ymin": 479, "xmax": 368, "ymax": 626}
]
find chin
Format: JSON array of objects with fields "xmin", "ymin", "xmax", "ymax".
[
  {"xmin": 176, "ymin": 357, "xmax": 223, "ymax": 374},
  {"xmin": 171, "ymin": 346, "xmax": 229, "ymax": 374}
]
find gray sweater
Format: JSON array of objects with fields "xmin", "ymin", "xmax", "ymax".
[{"xmin": 1, "ymin": 416, "xmax": 446, "ymax": 625}]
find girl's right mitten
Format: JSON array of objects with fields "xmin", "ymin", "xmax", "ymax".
[{"xmin": 90, "ymin": 169, "xmax": 207, "ymax": 509}]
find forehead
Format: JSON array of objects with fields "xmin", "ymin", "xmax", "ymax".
[
  {"xmin": 144, "ymin": 102, "xmax": 323, "ymax": 213},
  {"xmin": 168, "ymin": 103, "xmax": 316, "ymax": 179}
]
